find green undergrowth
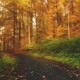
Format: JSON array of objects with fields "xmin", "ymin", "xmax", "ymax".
[
  {"xmin": 30, "ymin": 52, "xmax": 80, "ymax": 68},
  {"xmin": 0, "ymin": 53, "xmax": 18, "ymax": 79},
  {"xmin": 29, "ymin": 36, "xmax": 80, "ymax": 68}
]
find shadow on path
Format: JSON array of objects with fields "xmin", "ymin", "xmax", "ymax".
[{"xmin": 14, "ymin": 54, "xmax": 78, "ymax": 80}]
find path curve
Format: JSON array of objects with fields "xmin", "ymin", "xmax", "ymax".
[{"xmin": 14, "ymin": 54, "xmax": 78, "ymax": 80}]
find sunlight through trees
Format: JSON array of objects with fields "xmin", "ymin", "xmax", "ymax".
[{"xmin": 0, "ymin": 0, "xmax": 79, "ymax": 51}]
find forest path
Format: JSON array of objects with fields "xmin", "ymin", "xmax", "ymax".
[{"xmin": 14, "ymin": 54, "xmax": 78, "ymax": 80}]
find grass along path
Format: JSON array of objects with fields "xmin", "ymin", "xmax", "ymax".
[
  {"xmin": 0, "ymin": 53, "xmax": 18, "ymax": 79},
  {"xmin": 29, "ymin": 53, "xmax": 80, "ymax": 68},
  {"xmin": 28, "ymin": 52, "xmax": 80, "ymax": 79}
]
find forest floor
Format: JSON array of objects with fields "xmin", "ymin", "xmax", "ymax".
[
  {"xmin": 10, "ymin": 53, "xmax": 80, "ymax": 80},
  {"xmin": 0, "ymin": 52, "xmax": 80, "ymax": 80}
]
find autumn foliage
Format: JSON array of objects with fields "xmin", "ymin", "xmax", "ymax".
[{"xmin": 0, "ymin": 0, "xmax": 80, "ymax": 51}]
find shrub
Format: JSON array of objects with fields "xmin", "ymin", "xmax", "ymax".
[
  {"xmin": 32, "ymin": 36, "xmax": 80, "ymax": 55},
  {"xmin": 0, "ymin": 54, "xmax": 18, "ymax": 77}
]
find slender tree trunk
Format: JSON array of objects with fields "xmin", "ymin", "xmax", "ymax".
[
  {"xmin": 13, "ymin": 11, "xmax": 17, "ymax": 51},
  {"xmin": 6, "ymin": 39, "xmax": 9, "ymax": 51},
  {"xmin": 47, "ymin": 0, "xmax": 55, "ymax": 38},
  {"xmin": 13, "ymin": 16, "xmax": 15, "ymax": 50},
  {"xmin": 18, "ymin": 19, "xmax": 21, "ymax": 48},
  {"xmin": 28, "ymin": 15, "xmax": 33, "ymax": 45},
  {"xmin": 3, "ymin": 35, "xmax": 5, "ymax": 51}
]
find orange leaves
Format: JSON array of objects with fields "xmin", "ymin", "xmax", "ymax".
[
  {"xmin": 70, "ymin": 25, "xmax": 80, "ymax": 37},
  {"xmin": 17, "ymin": 0, "xmax": 30, "ymax": 8},
  {"xmin": 70, "ymin": 15, "xmax": 79, "ymax": 23},
  {"xmin": 47, "ymin": 0, "xmax": 55, "ymax": 38},
  {"xmin": 20, "ymin": 37, "xmax": 28, "ymax": 49},
  {"xmin": 56, "ymin": 25, "xmax": 67, "ymax": 38}
]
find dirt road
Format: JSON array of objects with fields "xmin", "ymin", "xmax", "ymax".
[{"xmin": 14, "ymin": 54, "xmax": 78, "ymax": 80}]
